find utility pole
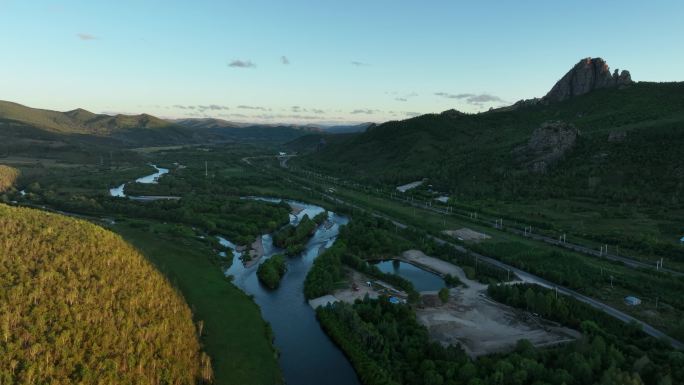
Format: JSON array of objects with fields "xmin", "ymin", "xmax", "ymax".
[{"xmin": 205, "ymin": 161, "xmax": 208, "ymax": 177}]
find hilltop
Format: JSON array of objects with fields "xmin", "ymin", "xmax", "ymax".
[{"xmin": 0, "ymin": 203, "xmax": 208, "ymax": 384}]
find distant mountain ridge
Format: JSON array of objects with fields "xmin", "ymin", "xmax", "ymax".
[
  {"xmin": 172, "ymin": 117, "xmax": 372, "ymax": 134},
  {"xmin": 0, "ymin": 100, "xmax": 172, "ymax": 135},
  {"xmin": 0, "ymin": 101, "xmax": 337, "ymax": 149}
]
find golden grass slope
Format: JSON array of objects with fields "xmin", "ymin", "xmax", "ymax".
[
  {"xmin": 0, "ymin": 204, "xmax": 205, "ymax": 384},
  {"xmin": 0, "ymin": 165, "xmax": 19, "ymax": 193}
]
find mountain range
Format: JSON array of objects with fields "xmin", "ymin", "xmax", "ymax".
[{"xmin": 0, "ymin": 100, "xmax": 372, "ymax": 152}]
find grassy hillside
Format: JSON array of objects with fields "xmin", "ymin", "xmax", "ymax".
[
  {"xmin": 0, "ymin": 204, "xmax": 206, "ymax": 384},
  {"xmin": 0, "ymin": 101, "xmax": 172, "ymax": 135},
  {"xmin": 0, "ymin": 165, "xmax": 19, "ymax": 192}
]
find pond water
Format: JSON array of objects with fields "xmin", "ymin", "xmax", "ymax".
[
  {"xmin": 373, "ymin": 260, "xmax": 445, "ymax": 292},
  {"xmin": 219, "ymin": 198, "xmax": 360, "ymax": 385}
]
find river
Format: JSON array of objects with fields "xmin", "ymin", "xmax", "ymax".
[
  {"xmin": 109, "ymin": 165, "xmax": 170, "ymax": 199},
  {"xmin": 109, "ymin": 166, "xmax": 439, "ymax": 383},
  {"xmin": 219, "ymin": 199, "xmax": 361, "ymax": 385}
]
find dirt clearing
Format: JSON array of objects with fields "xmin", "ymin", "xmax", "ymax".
[
  {"xmin": 402, "ymin": 250, "xmax": 579, "ymax": 357},
  {"xmin": 443, "ymin": 228, "xmax": 491, "ymax": 242}
]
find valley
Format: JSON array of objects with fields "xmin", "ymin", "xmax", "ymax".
[
  {"xmin": 0, "ymin": 17, "xmax": 682, "ymax": 382},
  {"xmin": 3, "ymin": 129, "xmax": 683, "ymax": 384}
]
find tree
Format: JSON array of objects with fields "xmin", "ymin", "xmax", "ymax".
[{"xmin": 438, "ymin": 287, "xmax": 450, "ymax": 304}]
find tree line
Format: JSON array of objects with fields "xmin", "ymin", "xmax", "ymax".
[{"xmin": 317, "ymin": 293, "xmax": 682, "ymax": 385}]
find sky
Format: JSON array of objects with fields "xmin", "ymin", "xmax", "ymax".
[{"xmin": 1, "ymin": 0, "xmax": 683, "ymax": 124}]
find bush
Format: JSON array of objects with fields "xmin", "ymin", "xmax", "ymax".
[{"xmin": 257, "ymin": 254, "xmax": 287, "ymax": 289}]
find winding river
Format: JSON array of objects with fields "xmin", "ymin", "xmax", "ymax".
[
  {"xmin": 109, "ymin": 165, "xmax": 169, "ymax": 198},
  {"xmin": 111, "ymin": 167, "xmax": 443, "ymax": 384},
  {"xmin": 219, "ymin": 199, "xmax": 360, "ymax": 385}
]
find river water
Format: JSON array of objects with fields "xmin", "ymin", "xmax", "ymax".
[
  {"xmin": 109, "ymin": 165, "xmax": 169, "ymax": 197},
  {"xmin": 219, "ymin": 199, "xmax": 361, "ymax": 385}
]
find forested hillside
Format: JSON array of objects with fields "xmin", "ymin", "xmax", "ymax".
[
  {"xmin": 0, "ymin": 204, "xmax": 207, "ymax": 384},
  {"xmin": 303, "ymin": 82, "xmax": 684, "ymax": 206}
]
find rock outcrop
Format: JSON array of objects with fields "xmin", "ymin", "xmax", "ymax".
[
  {"xmin": 544, "ymin": 57, "xmax": 632, "ymax": 103},
  {"xmin": 514, "ymin": 121, "xmax": 579, "ymax": 173}
]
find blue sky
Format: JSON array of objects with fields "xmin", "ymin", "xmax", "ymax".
[{"xmin": 1, "ymin": 0, "xmax": 683, "ymax": 124}]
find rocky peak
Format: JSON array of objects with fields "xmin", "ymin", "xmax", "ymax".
[{"xmin": 544, "ymin": 57, "xmax": 632, "ymax": 103}]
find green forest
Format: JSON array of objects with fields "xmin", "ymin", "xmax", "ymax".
[
  {"xmin": 317, "ymin": 294, "xmax": 682, "ymax": 385},
  {"xmin": 273, "ymin": 211, "xmax": 328, "ymax": 255},
  {"xmin": 0, "ymin": 204, "xmax": 208, "ymax": 384},
  {"xmin": 257, "ymin": 254, "xmax": 287, "ymax": 289}
]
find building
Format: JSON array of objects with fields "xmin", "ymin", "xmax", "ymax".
[
  {"xmin": 680, "ymin": 236, "xmax": 684, "ymax": 244},
  {"xmin": 624, "ymin": 296, "xmax": 641, "ymax": 306}
]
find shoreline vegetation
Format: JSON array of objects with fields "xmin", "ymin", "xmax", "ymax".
[
  {"xmin": 273, "ymin": 211, "xmax": 328, "ymax": 256},
  {"xmin": 257, "ymin": 254, "xmax": 288, "ymax": 289},
  {"xmin": 115, "ymin": 220, "xmax": 284, "ymax": 385}
]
